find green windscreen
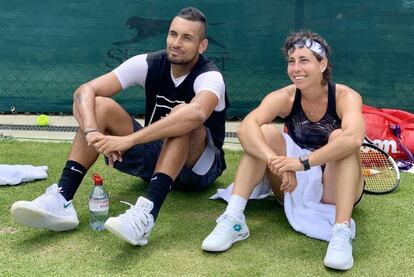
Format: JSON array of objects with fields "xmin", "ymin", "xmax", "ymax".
[{"xmin": 0, "ymin": 1, "xmax": 413, "ymax": 117}]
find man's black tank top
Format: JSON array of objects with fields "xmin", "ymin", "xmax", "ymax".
[
  {"xmin": 283, "ymin": 82, "xmax": 341, "ymax": 151},
  {"xmin": 144, "ymin": 50, "xmax": 230, "ymax": 170}
]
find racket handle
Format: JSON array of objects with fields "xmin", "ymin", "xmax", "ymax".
[{"xmin": 362, "ymin": 168, "xmax": 381, "ymax": 176}]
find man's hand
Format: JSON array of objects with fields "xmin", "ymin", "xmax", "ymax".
[
  {"xmin": 106, "ymin": 151, "xmax": 123, "ymax": 168},
  {"xmin": 85, "ymin": 132, "xmax": 125, "ymax": 167},
  {"xmin": 85, "ymin": 131, "xmax": 105, "ymax": 148},
  {"xmin": 90, "ymin": 135, "xmax": 134, "ymax": 155}
]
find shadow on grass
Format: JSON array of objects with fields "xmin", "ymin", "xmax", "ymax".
[
  {"xmin": 12, "ymin": 228, "xmax": 77, "ymax": 252},
  {"xmin": 103, "ymin": 236, "xmax": 164, "ymax": 274}
]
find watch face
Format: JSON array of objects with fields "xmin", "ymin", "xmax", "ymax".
[
  {"xmin": 300, "ymin": 154, "xmax": 308, "ymax": 162},
  {"xmin": 299, "ymin": 154, "xmax": 310, "ymax": 170}
]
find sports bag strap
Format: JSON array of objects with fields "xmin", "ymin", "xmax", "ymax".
[{"xmin": 389, "ymin": 124, "xmax": 414, "ymax": 170}]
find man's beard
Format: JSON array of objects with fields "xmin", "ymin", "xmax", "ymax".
[
  {"xmin": 167, "ymin": 56, "xmax": 190, "ymax": 65},
  {"xmin": 167, "ymin": 51, "xmax": 196, "ymax": 65}
]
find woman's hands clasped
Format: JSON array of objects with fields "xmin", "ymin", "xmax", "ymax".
[{"xmin": 267, "ymin": 156, "xmax": 303, "ymax": 193}]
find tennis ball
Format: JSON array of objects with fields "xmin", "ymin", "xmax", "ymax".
[{"xmin": 36, "ymin": 114, "xmax": 49, "ymax": 126}]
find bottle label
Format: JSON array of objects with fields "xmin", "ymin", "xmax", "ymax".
[{"xmin": 89, "ymin": 199, "xmax": 109, "ymax": 212}]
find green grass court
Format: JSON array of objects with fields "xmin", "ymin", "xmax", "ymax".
[{"xmin": 1, "ymin": 140, "xmax": 413, "ymax": 276}]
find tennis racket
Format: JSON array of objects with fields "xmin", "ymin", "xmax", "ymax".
[{"xmin": 360, "ymin": 141, "xmax": 400, "ymax": 194}]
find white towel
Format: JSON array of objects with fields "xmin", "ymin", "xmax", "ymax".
[
  {"xmin": 209, "ymin": 133, "xmax": 356, "ymax": 241},
  {"xmin": 0, "ymin": 165, "xmax": 48, "ymax": 185},
  {"xmin": 209, "ymin": 178, "xmax": 271, "ymax": 201}
]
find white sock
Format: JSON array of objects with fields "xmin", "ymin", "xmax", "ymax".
[
  {"xmin": 225, "ymin": 194, "xmax": 247, "ymax": 220},
  {"xmin": 340, "ymin": 220, "xmax": 350, "ymax": 228}
]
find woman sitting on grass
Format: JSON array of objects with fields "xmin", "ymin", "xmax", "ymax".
[{"xmin": 202, "ymin": 31, "xmax": 365, "ymax": 271}]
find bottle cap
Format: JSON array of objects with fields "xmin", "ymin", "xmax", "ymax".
[{"xmin": 92, "ymin": 174, "xmax": 103, "ymax": 186}]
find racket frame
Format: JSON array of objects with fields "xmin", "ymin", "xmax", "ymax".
[{"xmin": 361, "ymin": 142, "xmax": 401, "ymax": 194}]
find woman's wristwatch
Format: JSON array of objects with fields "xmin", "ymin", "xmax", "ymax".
[{"xmin": 299, "ymin": 154, "xmax": 310, "ymax": 171}]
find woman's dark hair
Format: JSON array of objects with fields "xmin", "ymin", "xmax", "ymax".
[{"xmin": 282, "ymin": 31, "xmax": 332, "ymax": 85}]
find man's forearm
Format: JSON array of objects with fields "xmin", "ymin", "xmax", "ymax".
[
  {"xmin": 129, "ymin": 103, "xmax": 206, "ymax": 145},
  {"xmin": 73, "ymin": 85, "xmax": 98, "ymax": 131}
]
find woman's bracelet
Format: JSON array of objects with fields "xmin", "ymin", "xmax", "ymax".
[{"xmin": 83, "ymin": 128, "xmax": 100, "ymax": 136}]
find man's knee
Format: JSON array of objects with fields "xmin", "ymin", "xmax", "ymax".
[
  {"xmin": 93, "ymin": 97, "xmax": 133, "ymax": 135},
  {"xmin": 190, "ymin": 125, "xmax": 207, "ymax": 140},
  {"xmin": 161, "ymin": 126, "xmax": 205, "ymax": 152},
  {"xmin": 94, "ymin": 96, "xmax": 118, "ymax": 118}
]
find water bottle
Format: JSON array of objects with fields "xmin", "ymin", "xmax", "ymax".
[{"xmin": 89, "ymin": 174, "xmax": 109, "ymax": 231}]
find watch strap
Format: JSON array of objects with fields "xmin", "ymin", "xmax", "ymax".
[{"xmin": 299, "ymin": 155, "xmax": 311, "ymax": 171}]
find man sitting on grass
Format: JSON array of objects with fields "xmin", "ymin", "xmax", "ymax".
[{"xmin": 11, "ymin": 7, "xmax": 229, "ymax": 246}]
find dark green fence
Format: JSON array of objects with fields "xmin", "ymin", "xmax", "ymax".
[{"xmin": 1, "ymin": 1, "xmax": 413, "ymax": 117}]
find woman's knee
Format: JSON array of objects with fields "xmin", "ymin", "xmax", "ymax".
[
  {"xmin": 328, "ymin": 129, "xmax": 342, "ymax": 142},
  {"xmin": 260, "ymin": 124, "xmax": 286, "ymax": 154}
]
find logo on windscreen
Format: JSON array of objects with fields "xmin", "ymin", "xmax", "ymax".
[{"xmin": 106, "ymin": 16, "xmax": 229, "ymax": 71}]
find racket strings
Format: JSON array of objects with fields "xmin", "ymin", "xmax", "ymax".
[{"xmin": 361, "ymin": 148, "xmax": 398, "ymax": 193}]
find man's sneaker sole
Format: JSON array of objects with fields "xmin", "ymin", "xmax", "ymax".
[
  {"xmin": 202, "ymin": 231, "xmax": 250, "ymax": 252},
  {"xmin": 11, "ymin": 201, "xmax": 79, "ymax": 232},
  {"xmin": 104, "ymin": 218, "xmax": 148, "ymax": 246},
  {"xmin": 324, "ymin": 257, "xmax": 354, "ymax": 271}
]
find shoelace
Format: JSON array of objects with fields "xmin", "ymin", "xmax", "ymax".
[
  {"xmin": 45, "ymin": 184, "xmax": 62, "ymax": 195},
  {"xmin": 329, "ymin": 225, "xmax": 351, "ymax": 251},
  {"xmin": 36, "ymin": 184, "xmax": 68, "ymax": 212},
  {"xmin": 212, "ymin": 214, "xmax": 239, "ymax": 235},
  {"xmin": 119, "ymin": 201, "xmax": 151, "ymax": 237}
]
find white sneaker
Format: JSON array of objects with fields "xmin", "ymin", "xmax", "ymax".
[
  {"xmin": 11, "ymin": 184, "xmax": 79, "ymax": 232},
  {"xmin": 202, "ymin": 213, "xmax": 249, "ymax": 252},
  {"xmin": 104, "ymin": 197, "xmax": 154, "ymax": 246},
  {"xmin": 324, "ymin": 223, "xmax": 354, "ymax": 270}
]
